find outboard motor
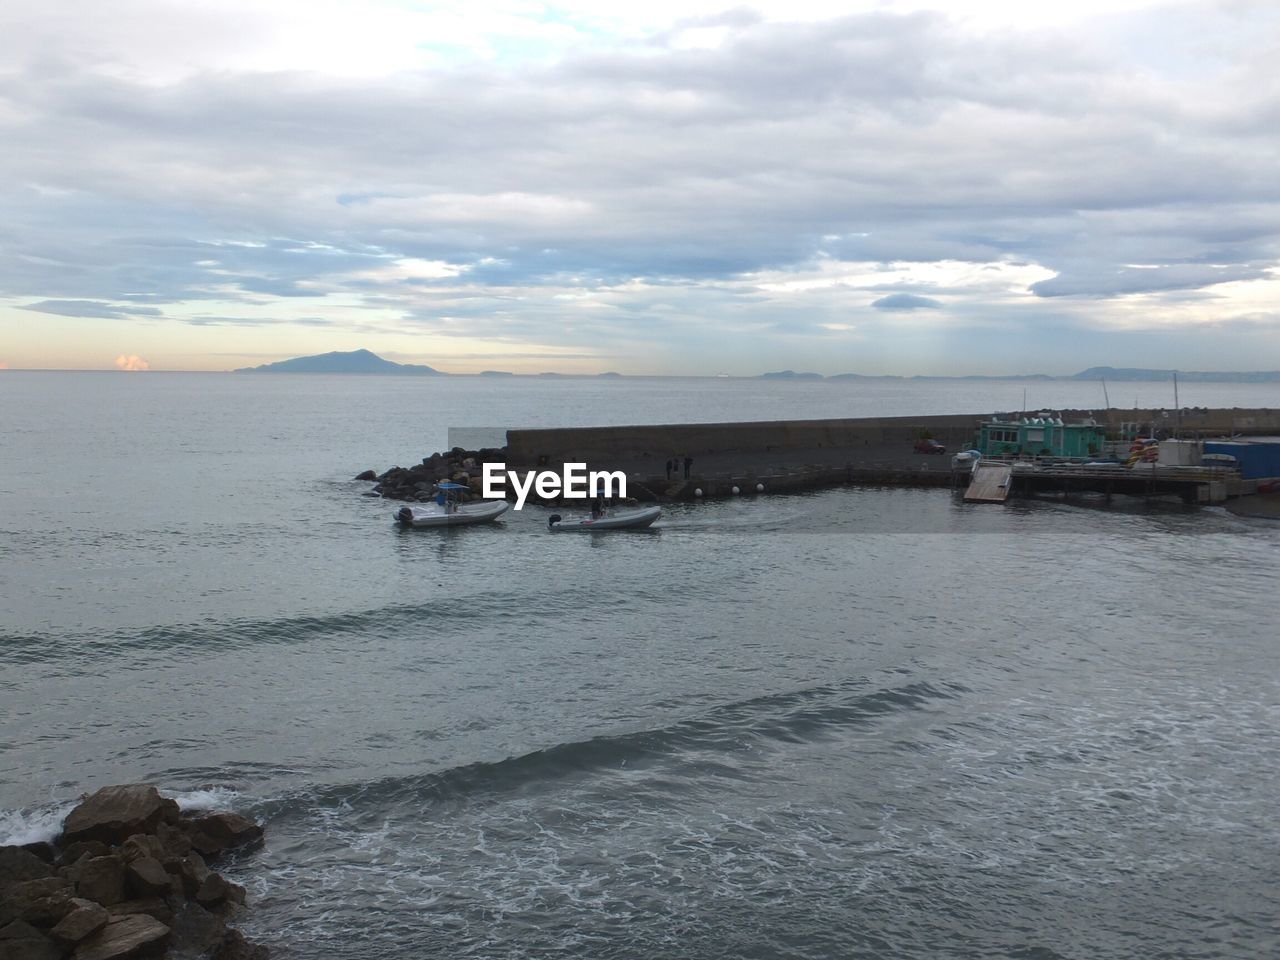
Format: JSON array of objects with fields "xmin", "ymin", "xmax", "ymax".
[
  {"xmin": 548, "ymin": 514, "xmax": 562, "ymax": 530},
  {"xmin": 396, "ymin": 506, "xmax": 414, "ymax": 525}
]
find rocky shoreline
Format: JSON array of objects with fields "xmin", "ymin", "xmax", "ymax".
[
  {"xmin": 1, "ymin": 785, "xmax": 267, "ymax": 960},
  {"xmin": 355, "ymin": 446, "xmax": 507, "ymax": 503}
]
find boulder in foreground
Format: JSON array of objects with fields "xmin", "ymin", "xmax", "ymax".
[{"xmin": 60, "ymin": 788, "xmax": 178, "ymax": 848}]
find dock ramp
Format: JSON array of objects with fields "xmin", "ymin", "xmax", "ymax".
[{"xmin": 965, "ymin": 461, "xmax": 1013, "ymax": 502}]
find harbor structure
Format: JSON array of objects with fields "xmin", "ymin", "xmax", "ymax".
[
  {"xmin": 975, "ymin": 414, "xmax": 1107, "ymax": 459},
  {"xmin": 490, "ymin": 408, "xmax": 1280, "ymax": 506}
]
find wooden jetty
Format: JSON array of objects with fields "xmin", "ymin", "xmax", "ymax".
[{"xmin": 964, "ymin": 462, "xmax": 1013, "ymax": 502}]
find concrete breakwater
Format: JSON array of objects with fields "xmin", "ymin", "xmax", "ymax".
[
  {"xmin": 505, "ymin": 408, "xmax": 1280, "ymax": 466},
  {"xmin": 358, "ymin": 442, "xmax": 957, "ymax": 505},
  {"xmin": 0, "ymin": 784, "xmax": 267, "ymax": 960},
  {"xmin": 362, "ymin": 408, "xmax": 1280, "ymax": 505}
]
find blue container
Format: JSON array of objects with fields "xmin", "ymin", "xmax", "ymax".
[{"xmin": 1204, "ymin": 441, "xmax": 1280, "ymax": 479}]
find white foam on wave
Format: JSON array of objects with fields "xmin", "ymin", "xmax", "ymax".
[
  {"xmin": 0, "ymin": 801, "xmax": 76, "ymax": 846},
  {"xmin": 166, "ymin": 786, "xmax": 243, "ymax": 813}
]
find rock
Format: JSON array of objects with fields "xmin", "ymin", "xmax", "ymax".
[
  {"xmin": 212, "ymin": 929, "xmax": 269, "ymax": 960},
  {"xmin": 123, "ymin": 858, "xmax": 170, "ymax": 899},
  {"xmin": 0, "ymin": 848, "xmax": 55, "ymax": 890},
  {"xmin": 71, "ymin": 915, "xmax": 169, "ymax": 960},
  {"xmin": 105, "ymin": 899, "xmax": 171, "ymax": 927},
  {"xmin": 116, "ymin": 838, "xmax": 165, "ymax": 868},
  {"xmin": 166, "ymin": 902, "xmax": 227, "ymax": 958},
  {"xmin": 0, "ymin": 920, "xmax": 43, "ymax": 939},
  {"xmin": 60, "ymin": 787, "xmax": 178, "ymax": 847},
  {"xmin": 194, "ymin": 874, "xmax": 244, "ymax": 908},
  {"xmin": 0, "ymin": 876, "xmax": 74, "ymax": 927},
  {"xmin": 0, "ymin": 919, "xmax": 63, "ymax": 960},
  {"xmin": 182, "ymin": 815, "xmax": 263, "ymax": 859},
  {"xmin": 152, "ymin": 824, "xmax": 190, "ymax": 863},
  {"xmin": 57, "ymin": 843, "xmax": 111, "ymax": 868},
  {"xmin": 61, "ymin": 857, "xmax": 125, "ymax": 907},
  {"xmin": 354, "ymin": 470, "xmax": 376, "ymax": 481},
  {"xmin": 175, "ymin": 854, "xmax": 210, "ymax": 898},
  {"xmin": 16, "ymin": 845, "xmax": 55, "ymax": 867},
  {"xmin": 50, "ymin": 898, "xmax": 109, "ymax": 947}
]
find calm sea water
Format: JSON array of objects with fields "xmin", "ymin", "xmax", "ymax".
[{"xmin": 2, "ymin": 372, "xmax": 1278, "ymax": 959}]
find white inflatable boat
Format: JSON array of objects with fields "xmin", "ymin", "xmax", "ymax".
[
  {"xmin": 547, "ymin": 505, "xmax": 661, "ymax": 531},
  {"xmin": 394, "ymin": 483, "xmax": 510, "ymax": 528}
]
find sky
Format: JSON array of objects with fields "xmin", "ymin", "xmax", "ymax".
[{"xmin": 1, "ymin": 0, "xmax": 1278, "ymax": 375}]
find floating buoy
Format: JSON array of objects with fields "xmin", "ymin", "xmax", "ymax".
[
  {"xmin": 694, "ymin": 488, "xmax": 703, "ymax": 497},
  {"xmin": 756, "ymin": 483, "xmax": 765, "ymax": 493},
  {"xmin": 731, "ymin": 486, "xmax": 740, "ymax": 495}
]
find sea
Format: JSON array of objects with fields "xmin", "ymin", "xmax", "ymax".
[{"xmin": 2, "ymin": 372, "xmax": 1278, "ymax": 959}]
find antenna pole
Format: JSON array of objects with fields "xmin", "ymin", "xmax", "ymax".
[{"xmin": 1173, "ymin": 370, "xmax": 1180, "ymax": 438}]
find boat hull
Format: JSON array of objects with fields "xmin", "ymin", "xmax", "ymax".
[
  {"xmin": 394, "ymin": 500, "xmax": 510, "ymax": 528},
  {"xmin": 548, "ymin": 505, "xmax": 661, "ymax": 531}
]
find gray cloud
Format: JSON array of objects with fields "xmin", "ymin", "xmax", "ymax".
[
  {"xmin": 1, "ymin": 4, "xmax": 1278, "ymax": 370},
  {"xmin": 871, "ymin": 293, "xmax": 942, "ymax": 311},
  {"xmin": 1031, "ymin": 263, "xmax": 1271, "ymax": 298},
  {"xmin": 20, "ymin": 299, "xmax": 164, "ymax": 319}
]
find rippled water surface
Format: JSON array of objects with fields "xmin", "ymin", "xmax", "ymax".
[{"xmin": 2, "ymin": 373, "xmax": 1278, "ymax": 958}]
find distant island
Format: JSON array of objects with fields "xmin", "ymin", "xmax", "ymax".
[
  {"xmin": 231, "ymin": 350, "xmax": 1280, "ymax": 382},
  {"xmin": 760, "ymin": 370, "xmax": 824, "ymax": 380},
  {"xmin": 1070, "ymin": 367, "xmax": 1280, "ymax": 383},
  {"xmin": 235, "ymin": 348, "xmax": 441, "ymax": 375},
  {"xmin": 812, "ymin": 368, "xmax": 1280, "ymax": 383}
]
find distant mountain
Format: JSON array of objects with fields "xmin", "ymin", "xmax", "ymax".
[
  {"xmin": 759, "ymin": 370, "xmax": 824, "ymax": 380},
  {"xmin": 235, "ymin": 349, "xmax": 441, "ymax": 375},
  {"xmin": 597, "ymin": 371, "xmax": 623, "ymax": 378},
  {"xmin": 479, "ymin": 370, "xmax": 515, "ymax": 377},
  {"xmin": 910, "ymin": 373, "xmax": 1054, "ymax": 381},
  {"xmin": 1072, "ymin": 366, "xmax": 1280, "ymax": 383}
]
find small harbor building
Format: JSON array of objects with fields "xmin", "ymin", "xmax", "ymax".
[{"xmin": 976, "ymin": 415, "xmax": 1107, "ymax": 459}]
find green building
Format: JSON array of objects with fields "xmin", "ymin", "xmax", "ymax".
[{"xmin": 976, "ymin": 416, "xmax": 1106, "ymax": 459}]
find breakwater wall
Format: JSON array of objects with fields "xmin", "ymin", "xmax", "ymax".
[{"xmin": 506, "ymin": 408, "xmax": 1280, "ymax": 465}]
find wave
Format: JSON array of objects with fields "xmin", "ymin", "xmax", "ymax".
[
  {"xmin": 266, "ymin": 675, "xmax": 966, "ymax": 818},
  {"xmin": 0, "ymin": 592, "xmax": 547, "ymax": 667}
]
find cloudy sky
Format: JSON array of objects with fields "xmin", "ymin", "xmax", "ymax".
[{"xmin": 1, "ymin": 0, "xmax": 1278, "ymax": 374}]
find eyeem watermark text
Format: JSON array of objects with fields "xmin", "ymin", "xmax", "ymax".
[{"xmin": 482, "ymin": 462, "xmax": 626, "ymax": 510}]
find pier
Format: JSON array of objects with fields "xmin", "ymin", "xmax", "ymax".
[
  {"xmin": 995, "ymin": 461, "xmax": 1237, "ymax": 504},
  {"xmin": 498, "ymin": 407, "xmax": 1279, "ymax": 506}
]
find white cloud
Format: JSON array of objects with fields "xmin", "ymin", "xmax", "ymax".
[
  {"xmin": 114, "ymin": 354, "xmax": 150, "ymax": 371},
  {"xmin": 1, "ymin": 1, "xmax": 1278, "ymax": 372}
]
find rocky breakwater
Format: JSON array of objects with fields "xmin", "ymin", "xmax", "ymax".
[
  {"xmin": 355, "ymin": 446, "xmax": 507, "ymax": 503},
  {"xmin": 1, "ymin": 784, "xmax": 267, "ymax": 960}
]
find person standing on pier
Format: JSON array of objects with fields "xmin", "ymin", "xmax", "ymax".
[
  {"xmin": 683, "ymin": 456, "xmax": 693, "ymax": 479},
  {"xmin": 665, "ymin": 458, "xmax": 673, "ymax": 480}
]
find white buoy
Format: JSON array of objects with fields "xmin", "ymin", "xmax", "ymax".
[
  {"xmin": 731, "ymin": 485, "xmax": 740, "ymax": 495},
  {"xmin": 694, "ymin": 488, "xmax": 703, "ymax": 497},
  {"xmin": 756, "ymin": 483, "xmax": 765, "ymax": 493}
]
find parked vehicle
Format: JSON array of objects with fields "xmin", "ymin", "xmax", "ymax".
[{"xmin": 914, "ymin": 438, "xmax": 947, "ymax": 455}]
